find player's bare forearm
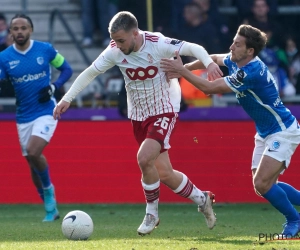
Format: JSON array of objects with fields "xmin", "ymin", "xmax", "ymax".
[
  {"xmin": 211, "ymin": 54, "xmax": 227, "ymax": 66},
  {"xmin": 184, "ymin": 60, "xmax": 205, "ymax": 71},
  {"xmin": 161, "ymin": 52, "xmax": 231, "ymax": 95},
  {"xmin": 185, "ymin": 54, "xmax": 226, "ymax": 71},
  {"xmin": 178, "ymin": 67, "xmax": 219, "ymax": 94}
]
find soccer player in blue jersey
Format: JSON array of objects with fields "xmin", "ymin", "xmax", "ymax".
[
  {"xmin": 0, "ymin": 14, "xmax": 73, "ymax": 222},
  {"xmin": 161, "ymin": 24, "xmax": 300, "ymax": 238}
]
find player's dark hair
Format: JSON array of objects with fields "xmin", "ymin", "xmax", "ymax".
[
  {"xmin": 108, "ymin": 11, "xmax": 138, "ymax": 34},
  {"xmin": 237, "ymin": 24, "xmax": 267, "ymax": 57},
  {"xmin": 0, "ymin": 13, "xmax": 7, "ymax": 22},
  {"xmin": 10, "ymin": 14, "xmax": 34, "ymax": 30}
]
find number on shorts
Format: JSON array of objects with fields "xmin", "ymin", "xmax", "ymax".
[{"xmin": 154, "ymin": 117, "xmax": 170, "ymax": 130}]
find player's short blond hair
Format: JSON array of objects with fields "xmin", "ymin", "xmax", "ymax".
[{"xmin": 108, "ymin": 11, "xmax": 138, "ymax": 34}]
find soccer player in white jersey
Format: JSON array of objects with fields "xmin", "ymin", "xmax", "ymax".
[
  {"xmin": 161, "ymin": 24, "xmax": 300, "ymax": 238},
  {"xmin": 53, "ymin": 11, "xmax": 223, "ymax": 235},
  {"xmin": 0, "ymin": 14, "xmax": 73, "ymax": 222}
]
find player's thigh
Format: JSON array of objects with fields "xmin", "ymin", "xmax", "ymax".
[
  {"xmin": 146, "ymin": 112, "xmax": 178, "ymax": 153},
  {"xmin": 264, "ymin": 120, "xmax": 300, "ymax": 170},
  {"xmin": 254, "ymin": 155, "xmax": 285, "ymax": 185},
  {"xmin": 31, "ymin": 115, "xmax": 58, "ymax": 142},
  {"xmin": 17, "ymin": 115, "xmax": 58, "ymax": 156},
  {"xmin": 251, "ymin": 134, "xmax": 265, "ymax": 171},
  {"xmin": 133, "ymin": 112, "xmax": 179, "ymax": 153},
  {"xmin": 26, "ymin": 135, "xmax": 49, "ymax": 156},
  {"xmin": 138, "ymin": 138, "xmax": 161, "ymax": 165},
  {"xmin": 17, "ymin": 120, "xmax": 35, "ymax": 156}
]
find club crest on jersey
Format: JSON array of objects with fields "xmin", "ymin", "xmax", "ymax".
[
  {"xmin": 147, "ymin": 54, "xmax": 153, "ymax": 63},
  {"xmin": 272, "ymin": 140, "xmax": 280, "ymax": 150},
  {"xmin": 37, "ymin": 57, "xmax": 44, "ymax": 65}
]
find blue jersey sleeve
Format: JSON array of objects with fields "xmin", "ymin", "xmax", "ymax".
[
  {"xmin": 45, "ymin": 43, "xmax": 58, "ymax": 62},
  {"xmin": 223, "ymin": 56, "xmax": 256, "ymax": 93},
  {"xmin": 0, "ymin": 54, "xmax": 8, "ymax": 80}
]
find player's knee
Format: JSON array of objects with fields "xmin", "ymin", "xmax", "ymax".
[
  {"xmin": 137, "ymin": 153, "xmax": 153, "ymax": 170},
  {"xmin": 26, "ymin": 148, "xmax": 40, "ymax": 159},
  {"xmin": 253, "ymin": 177, "xmax": 271, "ymax": 195}
]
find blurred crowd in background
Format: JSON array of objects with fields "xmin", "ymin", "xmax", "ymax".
[{"xmin": 1, "ymin": 0, "xmax": 300, "ymax": 110}]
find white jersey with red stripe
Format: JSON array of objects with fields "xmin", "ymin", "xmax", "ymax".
[{"xmin": 92, "ymin": 31, "xmax": 184, "ymax": 121}]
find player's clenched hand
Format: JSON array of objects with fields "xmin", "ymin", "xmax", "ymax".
[
  {"xmin": 206, "ymin": 62, "xmax": 223, "ymax": 81},
  {"xmin": 53, "ymin": 100, "xmax": 70, "ymax": 120},
  {"xmin": 38, "ymin": 84, "xmax": 56, "ymax": 103},
  {"xmin": 161, "ymin": 51, "xmax": 185, "ymax": 74}
]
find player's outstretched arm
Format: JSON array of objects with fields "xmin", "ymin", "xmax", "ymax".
[
  {"xmin": 185, "ymin": 54, "xmax": 227, "ymax": 71},
  {"xmin": 52, "ymin": 65, "xmax": 100, "ymax": 119},
  {"xmin": 179, "ymin": 42, "xmax": 223, "ymax": 81},
  {"xmin": 161, "ymin": 51, "xmax": 231, "ymax": 95},
  {"xmin": 53, "ymin": 100, "xmax": 70, "ymax": 120}
]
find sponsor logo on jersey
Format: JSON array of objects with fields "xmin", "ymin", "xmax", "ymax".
[
  {"xmin": 273, "ymin": 96, "xmax": 282, "ymax": 107},
  {"xmin": 170, "ymin": 39, "xmax": 183, "ymax": 46},
  {"xmin": 121, "ymin": 58, "xmax": 128, "ymax": 64},
  {"xmin": 164, "ymin": 38, "xmax": 183, "ymax": 46},
  {"xmin": 157, "ymin": 129, "xmax": 164, "ymax": 135},
  {"xmin": 9, "ymin": 60, "xmax": 20, "ymax": 69},
  {"xmin": 236, "ymin": 91, "xmax": 246, "ymax": 98},
  {"xmin": 125, "ymin": 66, "xmax": 158, "ymax": 80},
  {"xmin": 228, "ymin": 69, "xmax": 246, "ymax": 88},
  {"xmin": 12, "ymin": 71, "xmax": 47, "ymax": 83},
  {"xmin": 37, "ymin": 57, "xmax": 44, "ymax": 65}
]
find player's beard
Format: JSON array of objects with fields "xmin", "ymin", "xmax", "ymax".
[
  {"xmin": 230, "ymin": 51, "xmax": 248, "ymax": 64},
  {"xmin": 122, "ymin": 40, "xmax": 136, "ymax": 55},
  {"xmin": 13, "ymin": 35, "xmax": 30, "ymax": 46}
]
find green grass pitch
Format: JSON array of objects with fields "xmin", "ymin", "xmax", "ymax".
[{"xmin": 0, "ymin": 203, "xmax": 300, "ymax": 250}]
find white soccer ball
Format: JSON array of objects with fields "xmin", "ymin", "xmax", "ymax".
[{"xmin": 61, "ymin": 210, "xmax": 94, "ymax": 240}]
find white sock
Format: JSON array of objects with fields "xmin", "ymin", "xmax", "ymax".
[
  {"xmin": 189, "ymin": 186, "xmax": 206, "ymax": 206},
  {"xmin": 173, "ymin": 173, "xmax": 205, "ymax": 206},
  {"xmin": 142, "ymin": 180, "xmax": 160, "ymax": 217},
  {"xmin": 146, "ymin": 199, "xmax": 159, "ymax": 217}
]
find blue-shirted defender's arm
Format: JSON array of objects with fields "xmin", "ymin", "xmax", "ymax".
[{"xmin": 38, "ymin": 53, "xmax": 73, "ymax": 103}]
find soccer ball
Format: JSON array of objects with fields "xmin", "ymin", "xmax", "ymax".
[{"xmin": 61, "ymin": 210, "xmax": 94, "ymax": 240}]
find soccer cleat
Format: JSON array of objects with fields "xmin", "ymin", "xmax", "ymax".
[
  {"xmin": 137, "ymin": 213, "xmax": 160, "ymax": 236},
  {"xmin": 277, "ymin": 220, "xmax": 300, "ymax": 239},
  {"xmin": 198, "ymin": 191, "xmax": 216, "ymax": 229},
  {"xmin": 43, "ymin": 208, "xmax": 60, "ymax": 222},
  {"xmin": 42, "ymin": 185, "xmax": 59, "ymax": 222},
  {"xmin": 44, "ymin": 185, "xmax": 57, "ymax": 212}
]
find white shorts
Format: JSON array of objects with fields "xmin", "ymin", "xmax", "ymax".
[
  {"xmin": 17, "ymin": 115, "xmax": 58, "ymax": 156},
  {"xmin": 251, "ymin": 120, "xmax": 300, "ymax": 171}
]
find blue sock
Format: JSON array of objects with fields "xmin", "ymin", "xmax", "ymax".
[
  {"xmin": 35, "ymin": 166, "xmax": 51, "ymax": 189},
  {"xmin": 278, "ymin": 182, "xmax": 300, "ymax": 206},
  {"xmin": 37, "ymin": 188, "xmax": 44, "ymax": 201},
  {"xmin": 263, "ymin": 184, "xmax": 299, "ymax": 222}
]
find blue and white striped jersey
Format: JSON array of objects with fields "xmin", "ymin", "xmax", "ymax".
[
  {"xmin": 223, "ymin": 54, "xmax": 295, "ymax": 138},
  {"xmin": 0, "ymin": 40, "xmax": 57, "ymax": 123}
]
